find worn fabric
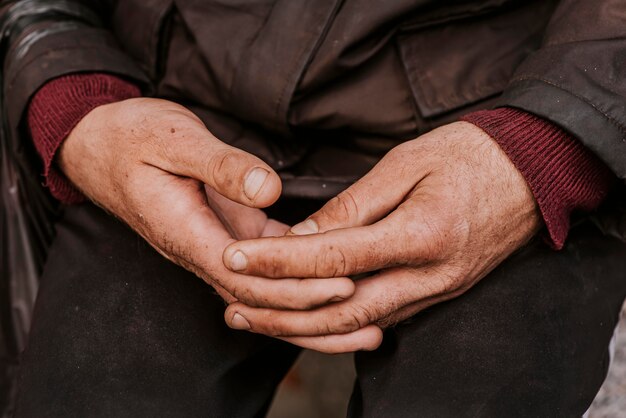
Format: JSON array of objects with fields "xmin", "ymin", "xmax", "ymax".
[
  {"xmin": 4, "ymin": 0, "xmax": 626, "ymax": 197},
  {"xmin": 14, "ymin": 202, "xmax": 300, "ymax": 418},
  {"xmin": 349, "ymin": 218, "xmax": 626, "ymax": 417},
  {"xmin": 14, "ymin": 202, "xmax": 626, "ymax": 417}
]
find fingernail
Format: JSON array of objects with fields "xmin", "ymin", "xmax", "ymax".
[
  {"xmin": 231, "ymin": 313, "xmax": 251, "ymax": 330},
  {"xmin": 244, "ymin": 168, "xmax": 269, "ymax": 200},
  {"xmin": 290, "ymin": 219, "xmax": 319, "ymax": 235},
  {"xmin": 329, "ymin": 296, "xmax": 345, "ymax": 303},
  {"xmin": 229, "ymin": 250, "xmax": 248, "ymax": 271}
]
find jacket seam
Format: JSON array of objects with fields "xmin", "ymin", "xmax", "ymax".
[
  {"xmin": 509, "ymin": 75, "xmax": 626, "ymax": 137},
  {"xmin": 275, "ymin": 0, "xmax": 343, "ymax": 130},
  {"xmin": 6, "ymin": 45, "xmax": 136, "ymax": 91},
  {"xmin": 543, "ymin": 35, "xmax": 626, "ymax": 49}
]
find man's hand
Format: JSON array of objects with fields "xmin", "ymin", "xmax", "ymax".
[
  {"xmin": 59, "ymin": 98, "xmax": 355, "ymax": 308},
  {"xmin": 221, "ymin": 122, "xmax": 541, "ymax": 353}
]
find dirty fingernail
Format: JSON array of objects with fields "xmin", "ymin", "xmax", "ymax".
[
  {"xmin": 229, "ymin": 250, "xmax": 248, "ymax": 271},
  {"xmin": 290, "ymin": 219, "xmax": 319, "ymax": 235},
  {"xmin": 231, "ymin": 313, "xmax": 251, "ymax": 330},
  {"xmin": 244, "ymin": 167, "xmax": 269, "ymax": 200}
]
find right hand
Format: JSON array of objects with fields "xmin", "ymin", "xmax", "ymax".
[{"xmin": 58, "ymin": 98, "xmax": 355, "ymax": 308}]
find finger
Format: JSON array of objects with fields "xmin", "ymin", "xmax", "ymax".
[
  {"xmin": 279, "ymin": 325, "xmax": 383, "ymax": 354},
  {"xmin": 204, "ymin": 185, "xmax": 268, "ymax": 240},
  {"xmin": 225, "ymin": 225, "xmax": 385, "ymax": 278},
  {"xmin": 203, "ymin": 187, "xmax": 339, "ymax": 308},
  {"xmin": 223, "ymin": 224, "xmax": 409, "ymax": 278},
  {"xmin": 226, "ymin": 275, "xmax": 356, "ymax": 310},
  {"xmin": 262, "ymin": 219, "xmax": 290, "ymax": 237},
  {"xmin": 224, "ymin": 269, "xmax": 415, "ymax": 336},
  {"xmin": 289, "ymin": 144, "xmax": 427, "ymax": 235},
  {"xmin": 131, "ymin": 167, "xmax": 355, "ymax": 310},
  {"xmin": 144, "ymin": 123, "xmax": 281, "ymax": 208},
  {"xmin": 204, "ymin": 185, "xmax": 290, "ymax": 239},
  {"xmin": 223, "ymin": 200, "xmax": 440, "ymax": 278},
  {"xmin": 169, "ymin": 200, "xmax": 356, "ymax": 308}
]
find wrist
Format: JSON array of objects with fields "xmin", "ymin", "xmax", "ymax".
[
  {"xmin": 28, "ymin": 73, "xmax": 142, "ymax": 203},
  {"xmin": 461, "ymin": 108, "xmax": 615, "ymax": 249}
]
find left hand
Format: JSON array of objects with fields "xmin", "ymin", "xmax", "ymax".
[
  {"xmin": 222, "ymin": 122, "xmax": 542, "ymax": 353},
  {"xmin": 59, "ymin": 98, "xmax": 354, "ymax": 309}
]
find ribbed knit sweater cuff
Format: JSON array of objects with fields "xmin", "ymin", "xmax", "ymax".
[
  {"xmin": 28, "ymin": 73, "xmax": 141, "ymax": 204},
  {"xmin": 462, "ymin": 108, "xmax": 615, "ymax": 249}
]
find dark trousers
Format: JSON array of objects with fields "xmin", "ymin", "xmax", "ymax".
[{"xmin": 14, "ymin": 203, "xmax": 626, "ymax": 417}]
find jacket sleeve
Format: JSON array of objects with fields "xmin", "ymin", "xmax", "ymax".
[
  {"xmin": 28, "ymin": 73, "xmax": 141, "ymax": 204},
  {"xmin": 497, "ymin": 0, "xmax": 626, "ymax": 181},
  {"xmin": 0, "ymin": 0, "xmax": 149, "ymax": 134}
]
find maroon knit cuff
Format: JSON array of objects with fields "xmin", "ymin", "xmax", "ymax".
[
  {"xmin": 28, "ymin": 73, "xmax": 141, "ymax": 204},
  {"xmin": 461, "ymin": 108, "xmax": 615, "ymax": 249}
]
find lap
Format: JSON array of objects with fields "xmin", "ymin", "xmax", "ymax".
[
  {"xmin": 15, "ymin": 203, "xmax": 299, "ymax": 418},
  {"xmin": 16, "ymin": 203, "xmax": 626, "ymax": 418},
  {"xmin": 350, "ymin": 221, "xmax": 626, "ymax": 417}
]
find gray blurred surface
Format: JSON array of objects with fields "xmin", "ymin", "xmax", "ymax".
[
  {"xmin": 267, "ymin": 351, "xmax": 354, "ymax": 418},
  {"xmin": 589, "ymin": 303, "xmax": 626, "ymax": 418}
]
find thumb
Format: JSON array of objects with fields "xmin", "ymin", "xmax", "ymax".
[
  {"xmin": 147, "ymin": 125, "xmax": 281, "ymax": 208},
  {"xmin": 289, "ymin": 147, "xmax": 423, "ymax": 235}
]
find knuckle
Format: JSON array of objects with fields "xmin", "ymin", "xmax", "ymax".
[
  {"xmin": 423, "ymin": 224, "xmax": 448, "ymax": 260},
  {"xmin": 330, "ymin": 305, "xmax": 370, "ymax": 333},
  {"xmin": 387, "ymin": 141, "xmax": 410, "ymax": 159},
  {"xmin": 228, "ymin": 284, "xmax": 256, "ymax": 306},
  {"xmin": 330, "ymin": 313, "xmax": 360, "ymax": 333},
  {"xmin": 259, "ymin": 252, "xmax": 286, "ymax": 277},
  {"xmin": 206, "ymin": 148, "xmax": 238, "ymax": 190},
  {"xmin": 291, "ymin": 281, "xmax": 316, "ymax": 309},
  {"xmin": 386, "ymin": 141, "xmax": 421, "ymax": 166},
  {"xmin": 314, "ymin": 246, "xmax": 351, "ymax": 277},
  {"xmin": 421, "ymin": 266, "xmax": 465, "ymax": 296},
  {"xmin": 442, "ymin": 265, "xmax": 470, "ymax": 293},
  {"xmin": 403, "ymin": 215, "xmax": 450, "ymax": 262},
  {"xmin": 265, "ymin": 321, "xmax": 284, "ymax": 336},
  {"xmin": 327, "ymin": 190, "xmax": 360, "ymax": 225},
  {"xmin": 433, "ymin": 274, "xmax": 457, "ymax": 295},
  {"xmin": 280, "ymin": 286, "xmax": 301, "ymax": 309}
]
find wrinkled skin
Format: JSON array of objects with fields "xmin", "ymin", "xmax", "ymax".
[
  {"xmin": 59, "ymin": 98, "xmax": 355, "ymax": 310},
  {"xmin": 222, "ymin": 122, "xmax": 541, "ymax": 353},
  {"xmin": 61, "ymin": 99, "xmax": 540, "ymax": 354}
]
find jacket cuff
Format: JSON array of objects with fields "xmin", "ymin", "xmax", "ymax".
[
  {"xmin": 461, "ymin": 107, "xmax": 615, "ymax": 249},
  {"xmin": 28, "ymin": 73, "xmax": 141, "ymax": 204}
]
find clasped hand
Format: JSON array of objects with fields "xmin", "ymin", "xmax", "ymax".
[
  {"xmin": 61, "ymin": 98, "xmax": 539, "ymax": 354},
  {"xmin": 222, "ymin": 122, "xmax": 540, "ymax": 353},
  {"xmin": 60, "ymin": 98, "xmax": 355, "ymax": 311}
]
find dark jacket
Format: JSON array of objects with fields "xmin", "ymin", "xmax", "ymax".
[
  {"xmin": 0, "ymin": 0, "xmax": 625, "ymax": 414},
  {"xmin": 5, "ymin": 0, "xmax": 626, "ymax": 193}
]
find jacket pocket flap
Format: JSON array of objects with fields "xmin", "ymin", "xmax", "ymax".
[{"xmin": 397, "ymin": 1, "xmax": 553, "ymax": 118}]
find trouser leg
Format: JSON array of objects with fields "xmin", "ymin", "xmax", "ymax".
[
  {"xmin": 15, "ymin": 203, "xmax": 299, "ymax": 418},
  {"xmin": 349, "ymin": 222, "xmax": 626, "ymax": 417}
]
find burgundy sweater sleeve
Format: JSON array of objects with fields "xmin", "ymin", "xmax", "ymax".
[
  {"xmin": 28, "ymin": 74, "xmax": 613, "ymax": 249},
  {"xmin": 28, "ymin": 73, "xmax": 141, "ymax": 204},
  {"xmin": 462, "ymin": 108, "xmax": 615, "ymax": 249}
]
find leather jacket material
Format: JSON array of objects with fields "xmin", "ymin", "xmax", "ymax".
[
  {"xmin": 5, "ymin": 0, "xmax": 626, "ymax": 192},
  {"xmin": 1, "ymin": 0, "xmax": 625, "ymax": 414}
]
